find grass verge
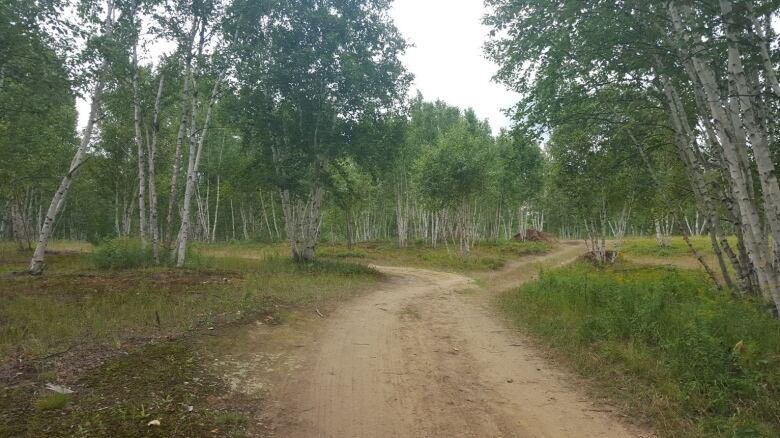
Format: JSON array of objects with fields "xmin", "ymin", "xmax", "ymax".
[
  {"xmin": 318, "ymin": 239, "xmax": 553, "ymax": 272},
  {"xmin": 0, "ymin": 241, "xmax": 381, "ymax": 436},
  {"xmin": 500, "ymin": 262, "xmax": 780, "ymax": 437}
]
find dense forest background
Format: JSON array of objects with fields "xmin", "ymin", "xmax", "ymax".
[{"xmin": 4, "ymin": 0, "xmax": 780, "ymax": 310}]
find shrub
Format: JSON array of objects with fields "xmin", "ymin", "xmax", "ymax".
[
  {"xmin": 34, "ymin": 393, "xmax": 70, "ymax": 411},
  {"xmin": 92, "ymin": 238, "xmax": 155, "ymax": 270}
]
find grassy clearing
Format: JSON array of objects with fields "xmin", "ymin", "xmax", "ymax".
[
  {"xmin": 0, "ymin": 243, "xmax": 379, "ymax": 360},
  {"xmin": 318, "ymin": 239, "xmax": 553, "ymax": 272},
  {"xmin": 621, "ymin": 236, "xmax": 713, "ymax": 258},
  {"xmin": 0, "ymin": 240, "xmax": 381, "ymax": 436},
  {"xmin": 196, "ymin": 239, "xmax": 552, "ymax": 272},
  {"xmin": 0, "ymin": 241, "xmax": 91, "ymax": 275},
  {"xmin": 3, "ymin": 236, "xmax": 535, "ymax": 360},
  {"xmin": 500, "ymin": 262, "xmax": 780, "ymax": 437}
]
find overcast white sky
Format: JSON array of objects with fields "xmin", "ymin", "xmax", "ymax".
[
  {"xmin": 390, "ymin": 0, "xmax": 518, "ymax": 133},
  {"xmin": 78, "ymin": 0, "xmax": 517, "ymax": 134}
]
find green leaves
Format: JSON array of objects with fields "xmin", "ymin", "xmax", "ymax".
[
  {"xmin": 232, "ymin": 0, "xmax": 409, "ymax": 195},
  {"xmin": 414, "ymin": 119, "xmax": 493, "ymax": 210}
]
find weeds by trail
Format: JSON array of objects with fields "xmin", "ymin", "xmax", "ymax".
[
  {"xmin": 501, "ymin": 262, "xmax": 780, "ymax": 437},
  {"xmin": 318, "ymin": 239, "xmax": 552, "ymax": 272}
]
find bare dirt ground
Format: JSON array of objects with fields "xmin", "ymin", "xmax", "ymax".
[{"xmin": 213, "ymin": 243, "xmax": 654, "ymax": 437}]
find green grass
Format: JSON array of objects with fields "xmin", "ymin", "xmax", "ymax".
[
  {"xmin": 0, "ymin": 241, "xmax": 92, "ymax": 275},
  {"xmin": 195, "ymin": 238, "xmax": 552, "ymax": 272},
  {"xmin": 92, "ymin": 237, "xmax": 161, "ymax": 269},
  {"xmin": 318, "ymin": 239, "xmax": 552, "ymax": 272},
  {"xmin": 500, "ymin": 262, "xmax": 780, "ymax": 437},
  {"xmin": 0, "ymin": 242, "xmax": 380, "ymax": 360},
  {"xmin": 621, "ymin": 236, "xmax": 721, "ymax": 258},
  {"xmin": 33, "ymin": 393, "xmax": 71, "ymax": 411}
]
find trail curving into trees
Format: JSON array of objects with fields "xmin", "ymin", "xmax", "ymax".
[{"xmin": 271, "ymin": 244, "xmax": 651, "ymax": 437}]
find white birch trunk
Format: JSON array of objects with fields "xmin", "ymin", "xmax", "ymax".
[
  {"xmin": 132, "ymin": 42, "xmax": 147, "ymax": 248},
  {"xmin": 29, "ymin": 0, "xmax": 115, "ymax": 275},
  {"xmin": 670, "ymin": 2, "xmax": 776, "ymax": 303},
  {"xmin": 281, "ymin": 187, "xmax": 324, "ymax": 261},
  {"xmin": 175, "ymin": 74, "xmax": 221, "ymax": 267},
  {"xmin": 165, "ymin": 21, "xmax": 199, "ymax": 245},
  {"xmin": 148, "ymin": 75, "xmax": 163, "ymax": 263}
]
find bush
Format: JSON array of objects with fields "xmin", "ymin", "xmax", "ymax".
[
  {"xmin": 501, "ymin": 263, "xmax": 780, "ymax": 437},
  {"xmin": 93, "ymin": 238, "xmax": 155, "ymax": 270}
]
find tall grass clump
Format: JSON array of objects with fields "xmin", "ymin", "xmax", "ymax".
[
  {"xmin": 92, "ymin": 237, "xmax": 156, "ymax": 269},
  {"xmin": 501, "ymin": 263, "xmax": 780, "ymax": 437}
]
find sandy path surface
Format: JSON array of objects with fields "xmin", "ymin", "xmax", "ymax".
[{"xmin": 265, "ymin": 244, "xmax": 651, "ymax": 437}]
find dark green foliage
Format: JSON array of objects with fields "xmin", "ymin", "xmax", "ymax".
[
  {"xmin": 231, "ymin": 0, "xmax": 410, "ymax": 195},
  {"xmin": 502, "ymin": 263, "xmax": 780, "ymax": 436},
  {"xmin": 92, "ymin": 238, "xmax": 156, "ymax": 269},
  {"xmin": 415, "ymin": 119, "xmax": 493, "ymax": 209}
]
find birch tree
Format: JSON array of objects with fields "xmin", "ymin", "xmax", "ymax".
[
  {"xmin": 485, "ymin": 0, "xmax": 780, "ymax": 311},
  {"xmin": 1, "ymin": 1, "xmax": 77, "ymax": 254},
  {"xmin": 232, "ymin": 0, "xmax": 409, "ymax": 262},
  {"xmin": 29, "ymin": 0, "xmax": 117, "ymax": 275}
]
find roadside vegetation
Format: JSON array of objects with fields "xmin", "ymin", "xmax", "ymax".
[
  {"xmin": 0, "ymin": 237, "xmax": 548, "ymax": 436},
  {"xmin": 621, "ymin": 237, "xmax": 713, "ymax": 258},
  {"xmin": 196, "ymin": 239, "xmax": 552, "ymax": 273},
  {"xmin": 6, "ymin": 0, "xmax": 780, "ymax": 435},
  {"xmin": 501, "ymin": 260, "xmax": 780, "ymax": 437},
  {"xmin": 0, "ymin": 241, "xmax": 380, "ymax": 436}
]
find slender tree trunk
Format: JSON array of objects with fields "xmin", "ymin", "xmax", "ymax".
[
  {"xmin": 210, "ymin": 133, "xmax": 225, "ymax": 242},
  {"xmin": 345, "ymin": 205, "xmax": 354, "ymax": 249},
  {"xmin": 175, "ymin": 75, "xmax": 200, "ymax": 267},
  {"xmin": 259, "ymin": 190, "xmax": 272, "ymax": 240},
  {"xmin": 270, "ymin": 192, "xmax": 280, "ymax": 241},
  {"xmin": 114, "ymin": 185, "xmax": 121, "ymax": 236},
  {"xmin": 230, "ymin": 199, "xmax": 236, "ymax": 241},
  {"xmin": 147, "ymin": 75, "xmax": 164, "ymax": 263},
  {"xmin": 750, "ymin": 8, "xmax": 780, "ymax": 99},
  {"xmin": 165, "ymin": 21, "xmax": 199, "ymax": 246},
  {"xmin": 241, "ymin": 201, "xmax": 250, "ymax": 240},
  {"xmin": 175, "ymin": 74, "xmax": 221, "ymax": 267},
  {"xmin": 29, "ymin": 0, "xmax": 115, "ymax": 275},
  {"xmin": 132, "ymin": 42, "xmax": 148, "ymax": 248}
]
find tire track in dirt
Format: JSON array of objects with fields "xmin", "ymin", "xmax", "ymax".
[{"xmin": 270, "ymin": 244, "xmax": 653, "ymax": 437}]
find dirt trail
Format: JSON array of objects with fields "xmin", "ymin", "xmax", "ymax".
[{"xmin": 256, "ymin": 243, "xmax": 651, "ymax": 437}]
